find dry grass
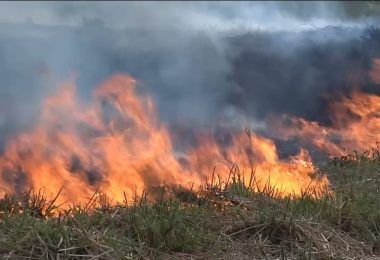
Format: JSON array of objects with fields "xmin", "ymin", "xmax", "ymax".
[{"xmin": 1, "ymin": 151, "xmax": 380, "ymax": 259}]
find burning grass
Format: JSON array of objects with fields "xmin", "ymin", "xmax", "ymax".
[
  {"xmin": 0, "ymin": 74, "xmax": 333, "ymax": 208},
  {"xmin": 0, "ymin": 73, "xmax": 378, "ymax": 258},
  {"xmin": 0, "ymin": 151, "xmax": 379, "ymax": 259}
]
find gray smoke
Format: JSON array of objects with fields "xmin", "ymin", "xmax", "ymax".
[
  {"xmin": 0, "ymin": 1, "xmax": 379, "ymax": 150},
  {"xmin": 0, "ymin": 2, "xmax": 379, "ymax": 30}
]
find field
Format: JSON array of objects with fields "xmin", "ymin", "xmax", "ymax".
[
  {"xmin": 1, "ymin": 151, "xmax": 380, "ymax": 259},
  {"xmin": 0, "ymin": 2, "xmax": 380, "ymax": 260}
]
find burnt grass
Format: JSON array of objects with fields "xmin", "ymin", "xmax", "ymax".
[{"xmin": 0, "ymin": 151, "xmax": 380, "ymax": 259}]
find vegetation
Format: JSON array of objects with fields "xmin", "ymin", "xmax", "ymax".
[{"xmin": 1, "ymin": 151, "xmax": 380, "ymax": 259}]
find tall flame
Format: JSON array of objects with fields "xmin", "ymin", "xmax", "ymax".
[
  {"xmin": 0, "ymin": 74, "xmax": 339, "ymax": 207},
  {"xmin": 0, "ymin": 75, "xmax": 201, "ymax": 206}
]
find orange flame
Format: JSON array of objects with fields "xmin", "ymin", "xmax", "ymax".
[
  {"xmin": 0, "ymin": 75, "xmax": 201, "ymax": 207},
  {"xmin": 270, "ymin": 91, "xmax": 380, "ymax": 157},
  {"xmin": 0, "ymin": 74, "xmax": 331, "ymax": 208},
  {"xmin": 187, "ymin": 132, "xmax": 328, "ymax": 197}
]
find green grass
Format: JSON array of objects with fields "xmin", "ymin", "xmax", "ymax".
[{"xmin": 1, "ymin": 151, "xmax": 380, "ymax": 259}]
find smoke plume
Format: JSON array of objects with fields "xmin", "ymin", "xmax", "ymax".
[{"xmin": 0, "ymin": 1, "xmax": 379, "ymax": 148}]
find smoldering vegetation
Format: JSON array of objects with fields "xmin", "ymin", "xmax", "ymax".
[{"xmin": 0, "ymin": 21, "xmax": 379, "ymax": 151}]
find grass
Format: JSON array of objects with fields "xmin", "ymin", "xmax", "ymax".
[{"xmin": 0, "ymin": 151, "xmax": 380, "ymax": 259}]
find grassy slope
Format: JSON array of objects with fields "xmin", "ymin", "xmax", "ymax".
[{"xmin": 0, "ymin": 152, "xmax": 380, "ymax": 259}]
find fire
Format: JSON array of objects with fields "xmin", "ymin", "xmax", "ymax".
[
  {"xmin": 0, "ymin": 74, "xmax": 332, "ymax": 209},
  {"xmin": 187, "ymin": 132, "xmax": 328, "ymax": 197},
  {"xmin": 270, "ymin": 91, "xmax": 380, "ymax": 157},
  {"xmin": 267, "ymin": 58, "xmax": 380, "ymax": 157},
  {"xmin": 0, "ymin": 75, "xmax": 201, "ymax": 208}
]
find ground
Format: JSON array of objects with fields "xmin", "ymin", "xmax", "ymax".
[{"xmin": 1, "ymin": 151, "xmax": 380, "ymax": 259}]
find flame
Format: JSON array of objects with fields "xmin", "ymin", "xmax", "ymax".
[
  {"xmin": 270, "ymin": 91, "xmax": 380, "ymax": 157},
  {"xmin": 271, "ymin": 58, "xmax": 380, "ymax": 157},
  {"xmin": 0, "ymin": 74, "xmax": 331, "ymax": 209},
  {"xmin": 0, "ymin": 75, "xmax": 201, "ymax": 207},
  {"xmin": 187, "ymin": 132, "xmax": 328, "ymax": 197}
]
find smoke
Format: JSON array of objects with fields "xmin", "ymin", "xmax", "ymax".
[
  {"xmin": 0, "ymin": 1, "xmax": 379, "ymax": 150},
  {"xmin": 225, "ymin": 26, "xmax": 380, "ymax": 124},
  {"xmin": 0, "ymin": 2, "xmax": 378, "ymax": 30}
]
